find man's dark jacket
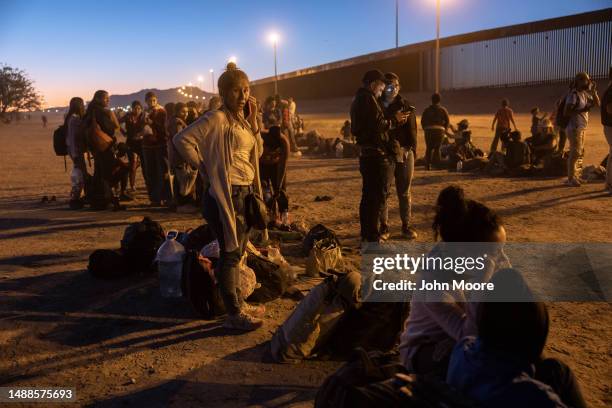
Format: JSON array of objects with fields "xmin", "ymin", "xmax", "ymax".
[
  {"xmin": 381, "ymin": 94, "xmax": 417, "ymax": 153},
  {"xmin": 350, "ymin": 87, "xmax": 393, "ymax": 153}
]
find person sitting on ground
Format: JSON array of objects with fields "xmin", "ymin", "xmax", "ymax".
[
  {"xmin": 490, "ymin": 98, "xmax": 517, "ymax": 155},
  {"xmin": 530, "ymin": 107, "xmax": 543, "ymax": 138},
  {"xmin": 448, "ymin": 130, "xmax": 486, "ymax": 171},
  {"xmin": 526, "ymin": 118, "xmax": 557, "ymax": 166},
  {"xmin": 260, "ymin": 126, "xmax": 290, "ymax": 227},
  {"xmin": 421, "ymin": 93, "xmax": 450, "ymax": 170},
  {"xmin": 504, "ymin": 131, "xmax": 531, "ymax": 170},
  {"xmin": 399, "ymin": 185, "xmax": 508, "ymax": 378},
  {"xmin": 447, "ymin": 269, "xmax": 587, "ymax": 408},
  {"xmin": 174, "ymin": 62, "xmax": 266, "ymax": 331}
]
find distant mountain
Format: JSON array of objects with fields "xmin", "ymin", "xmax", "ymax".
[
  {"xmin": 45, "ymin": 86, "xmax": 218, "ymax": 112},
  {"xmin": 109, "ymin": 86, "xmax": 217, "ymax": 109}
]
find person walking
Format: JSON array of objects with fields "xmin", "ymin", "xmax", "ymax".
[{"xmin": 421, "ymin": 93, "xmax": 450, "ymax": 170}]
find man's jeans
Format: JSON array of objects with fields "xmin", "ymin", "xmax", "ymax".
[
  {"xmin": 567, "ymin": 128, "xmax": 585, "ymax": 180},
  {"xmin": 359, "ymin": 154, "xmax": 394, "ymax": 242},
  {"xmin": 424, "ymin": 129, "xmax": 444, "ymax": 169},
  {"xmin": 142, "ymin": 145, "xmax": 171, "ymax": 203},
  {"xmin": 381, "ymin": 150, "xmax": 414, "ymax": 230},
  {"xmin": 202, "ymin": 185, "xmax": 252, "ymax": 315},
  {"xmin": 604, "ymin": 125, "xmax": 612, "ymax": 188}
]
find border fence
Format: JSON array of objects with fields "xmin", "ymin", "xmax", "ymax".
[{"xmin": 250, "ymin": 8, "xmax": 612, "ymax": 100}]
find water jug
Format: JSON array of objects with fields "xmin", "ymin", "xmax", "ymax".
[
  {"xmin": 335, "ymin": 142, "xmax": 344, "ymax": 158},
  {"xmin": 456, "ymin": 160, "xmax": 463, "ymax": 172},
  {"xmin": 156, "ymin": 230, "xmax": 185, "ymax": 298}
]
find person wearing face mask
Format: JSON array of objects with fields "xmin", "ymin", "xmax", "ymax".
[
  {"xmin": 350, "ymin": 70, "xmax": 408, "ymax": 243},
  {"xmin": 173, "ymin": 62, "xmax": 265, "ymax": 331},
  {"xmin": 563, "ymin": 72, "xmax": 600, "ymax": 187},
  {"xmin": 379, "ymin": 72, "xmax": 418, "ymax": 241}
]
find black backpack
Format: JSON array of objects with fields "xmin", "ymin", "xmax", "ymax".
[
  {"xmin": 555, "ymin": 91, "xmax": 576, "ymax": 129},
  {"xmin": 303, "ymin": 224, "xmax": 340, "ymax": 256},
  {"xmin": 53, "ymin": 124, "xmax": 68, "ymax": 156},
  {"xmin": 182, "ymin": 250, "xmax": 225, "ymax": 319},
  {"xmin": 120, "ymin": 217, "xmax": 165, "ymax": 274},
  {"xmin": 88, "ymin": 249, "xmax": 129, "ymax": 279},
  {"xmin": 246, "ymin": 253, "xmax": 291, "ymax": 302}
]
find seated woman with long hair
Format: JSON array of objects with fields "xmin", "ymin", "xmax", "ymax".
[{"xmin": 399, "ymin": 185, "xmax": 508, "ymax": 377}]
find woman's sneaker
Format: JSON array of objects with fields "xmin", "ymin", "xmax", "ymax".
[
  {"xmin": 242, "ymin": 303, "xmax": 266, "ymax": 318},
  {"xmin": 223, "ymin": 312, "xmax": 263, "ymax": 331},
  {"xmin": 401, "ymin": 225, "xmax": 418, "ymax": 240},
  {"xmin": 564, "ymin": 178, "xmax": 581, "ymax": 187}
]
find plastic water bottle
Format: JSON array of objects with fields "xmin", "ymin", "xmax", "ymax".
[
  {"xmin": 156, "ymin": 230, "xmax": 186, "ymax": 298},
  {"xmin": 456, "ymin": 160, "xmax": 464, "ymax": 172},
  {"xmin": 335, "ymin": 142, "xmax": 344, "ymax": 158}
]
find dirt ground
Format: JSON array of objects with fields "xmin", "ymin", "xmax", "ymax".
[{"xmin": 0, "ymin": 105, "xmax": 610, "ymax": 407}]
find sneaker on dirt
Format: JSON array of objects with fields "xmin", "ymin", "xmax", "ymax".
[{"xmin": 223, "ymin": 312, "xmax": 263, "ymax": 331}]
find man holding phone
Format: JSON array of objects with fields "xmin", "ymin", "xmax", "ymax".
[
  {"xmin": 563, "ymin": 72, "xmax": 600, "ymax": 187},
  {"xmin": 379, "ymin": 72, "xmax": 418, "ymax": 240},
  {"xmin": 350, "ymin": 70, "xmax": 409, "ymax": 243}
]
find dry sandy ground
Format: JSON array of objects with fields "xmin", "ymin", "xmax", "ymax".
[{"xmin": 0, "ymin": 107, "xmax": 610, "ymax": 408}]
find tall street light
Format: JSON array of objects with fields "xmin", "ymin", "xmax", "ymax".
[
  {"xmin": 268, "ymin": 32, "xmax": 279, "ymax": 96},
  {"xmin": 395, "ymin": 0, "xmax": 399, "ymax": 48},
  {"xmin": 210, "ymin": 69, "xmax": 215, "ymax": 93},
  {"xmin": 435, "ymin": 0, "xmax": 440, "ymax": 93}
]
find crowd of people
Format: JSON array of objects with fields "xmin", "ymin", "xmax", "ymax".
[
  {"xmin": 349, "ymin": 68, "xmax": 611, "ymax": 243},
  {"xmin": 54, "ymin": 61, "xmax": 611, "ymax": 406}
]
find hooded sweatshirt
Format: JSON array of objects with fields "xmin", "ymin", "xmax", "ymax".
[{"xmin": 447, "ymin": 337, "xmax": 567, "ymax": 408}]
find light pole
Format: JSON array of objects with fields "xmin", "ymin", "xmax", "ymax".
[
  {"xmin": 269, "ymin": 32, "xmax": 279, "ymax": 96},
  {"xmin": 435, "ymin": 0, "xmax": 440, "ymax": 93},
  {"xmin": 395, "ymin": 0, "xmax": 399, "ymax": 48},
  {"xmin": 210, "ymin": 69, "xmax": 215, "ymax": 93}
]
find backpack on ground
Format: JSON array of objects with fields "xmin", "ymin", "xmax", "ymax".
[
  {"xmin": 303, "ymin": 224, "xmax": 340, "ymax": 256},
  {"xmin": 246, "ymin": 252, "xmax": 290, "ymax": 302},
  {"xmin": 53, "ymin": 124, "xmax": 68, "ymax": 156},
  {"xmin": 87, "ymin": 249, "xmax": 129, "ymax": 279},
  {"xmin": 182, "ymin": 250, "xmax": 226, "ymax": 319},
  {"xmin": 121, "ymin": 217, "xmax": 165, "ymax": 274},
  {"xmin": 269, "ymin": 271, "xmax": 361, "ymax": 363},
  {"xmin": 314, "ymin": 348, "xmax": 406, "ymax": 408},
  {"xmin": 305, "ymin": 237, "xmax": 343, "ymax": 277}
]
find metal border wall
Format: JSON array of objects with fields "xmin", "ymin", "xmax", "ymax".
[{"xmin": 249, "ymin": 8, "xmax": 612, "ymax": 99}]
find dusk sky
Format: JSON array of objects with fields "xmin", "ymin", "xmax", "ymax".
[{"xmin": 1, "ymin": 0, "xmax": 609, "ymax": 107}]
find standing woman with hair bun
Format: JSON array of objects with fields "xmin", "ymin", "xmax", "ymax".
[{"xmin": 174, "ymin": 63, "xmax": 265, "ymax": 331}]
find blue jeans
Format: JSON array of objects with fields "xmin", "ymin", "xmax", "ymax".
[
  {"xmin": 142, "ymin": 145, "xmax": 171, "ymax": 203},
  {"xmin": 381, "ymin": 150, "xmax": 414, "ymax": 229},
  {"xmin": 202, "ymin": 185, "xmax": 252, "ymax": 315}
]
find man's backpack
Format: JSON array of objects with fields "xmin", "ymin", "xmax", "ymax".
[
  {"xmin": 53, "ymin": 124, "xmax": 68, "ymax": 156},
  {"xmin": 555, "ymin": 91, "xmax": 576, "ymax": 129},
  {"xmin": 120, "ymin": 217, "xmax": 165, "ymax": 274}
]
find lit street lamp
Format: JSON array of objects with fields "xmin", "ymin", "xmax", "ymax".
[
  {"xmin": 268, "ymin": 32, "xmax": 279, "ymax": 96},
  {"xmin": 228, "ymin": 56, "xmax": 237, "ymax": 64},
  {"xmin": 435, "ymin": 0, "xmax": 440, "ymax": 93}
]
